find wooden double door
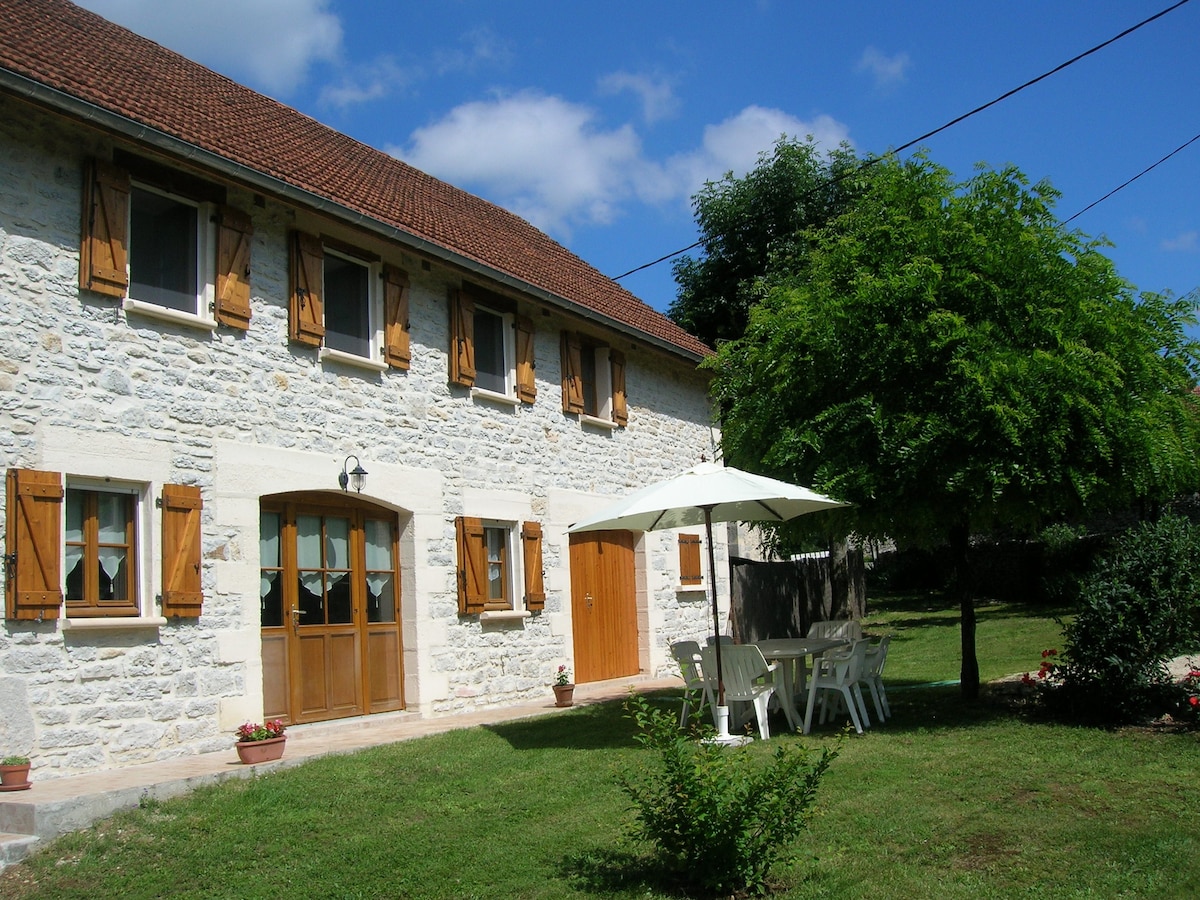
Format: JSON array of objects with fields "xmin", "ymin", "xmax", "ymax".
[
  {"xmin": 260, "ymin": 495, "xmax": 403, "ymax": 724},
  {"xmin": 569, "ymin": 531, "xmax": 639, "ymax": 683}
]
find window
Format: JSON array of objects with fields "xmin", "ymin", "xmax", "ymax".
[
  {"xmin": 65, "ymin": 487, "xmax": 138, "ymax": 616},
  {"xmin": 128, "ymin": 185, "xmax": 209, "ymax": 315},
  {"xmin": 560, "ymin": 331, "xmax": 628, "ymax": 426},
  {"xmin": 678, "ymin": 533, "xmax": 703, "ymax": 587},
  {"xmin": 449, "ymin": 288, "xmax": 537, "ymax": 402},
  {"xmin": 455, "ymin": 517, "xmax": 545, "ymax": 615},
  {"xmin": 79, "ymin": 158, "xmax": 252, "ymax": 329},
  {"xmin": 288, "ymin": 231, "xmax": 410, "ymax": 370}
]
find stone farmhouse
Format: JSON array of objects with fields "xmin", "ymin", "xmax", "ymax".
[{"xmin": 0, "ymin": 0, "xmax": 724, "ymax": 778}]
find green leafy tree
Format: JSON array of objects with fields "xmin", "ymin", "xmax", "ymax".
[
  {"xmin": 668, "ymin": 137, "xmax": 860, "ymax": 347},
  {"xmin": 710, "ymin": 152, "xmax": 1200, "ymax": 698}
]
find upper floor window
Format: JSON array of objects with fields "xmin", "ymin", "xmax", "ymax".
[
  {"xmin": 560, "ymin": 330, "xmax": 628, "ymax": 426},
  {"xmin": 79, "ymin": 157, "xmax": 253, "ymax": 330},
  {"xmin": 288, "ymin": 231, "xmax": 411, "ymax": 372},
  {"xmin": 449, "ymin": 288, "xmax": 537, "ymax": 403}
]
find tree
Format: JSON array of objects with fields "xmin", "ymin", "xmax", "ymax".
[
  {"xmin": 668, "ymin": 138, "xmax": 860, "ymax": 348},
  {"xmin": 709, "ymin": 152, "xmax": 1200, "ymax": 699}
]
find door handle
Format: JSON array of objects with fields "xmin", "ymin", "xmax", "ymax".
[
  {"xmin": 584, "ymin": 592, "xmax": 594, "ymax": 609},
  {"xmin": 291, "ymin": 607, "xmax": 302, "ymax": 633}
]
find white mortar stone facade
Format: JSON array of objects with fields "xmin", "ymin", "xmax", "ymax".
[{"xmin": 0, "ymin": 95, "xmax": 727, "ymax": 779}]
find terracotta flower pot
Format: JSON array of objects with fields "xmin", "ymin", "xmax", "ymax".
[
  {"xmin": 0, "ymin": 763, "xmax": 32, "ymax": 791},
  {"xmin": 553, "ymin": 683, "xmax": 575, "ymax": 707},
  {"xmin": 235, "ymin": 736, "xmax": 286, "ymax": 764}
]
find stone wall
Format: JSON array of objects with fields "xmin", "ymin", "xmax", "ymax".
[{"xmin": 0, "ymin": 95, "xmax": 719, "ymax": 777}]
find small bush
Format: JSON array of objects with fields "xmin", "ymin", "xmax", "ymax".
[
  {"xmin": 1050, "ymin": 515, "xmax": 1200, "ymax": 723},
  {"xmin": 619, "ymin": 692, "xmax": 837, "ymax": 897}
]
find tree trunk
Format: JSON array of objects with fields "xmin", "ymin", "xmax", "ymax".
[{"xmin": 950, "ymin": 521, "xmax": 979, "ymax": 700}]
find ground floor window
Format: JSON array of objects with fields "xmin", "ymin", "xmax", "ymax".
[{"xmin": 65, "ymin": 486, "xmax": 138, "ymax": 616}]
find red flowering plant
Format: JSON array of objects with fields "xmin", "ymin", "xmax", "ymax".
[
  {"xmin": 1021, "ymin": 648, "xmax": 1061, "ymax": 687},
  {"xmin": 555, "ymin": 664, "xmax": 572, "ymax": 687},
  {"xmin": 1183, "ymin": 667, "xmax": 1200, "ymax": 724},
  {"xmin": 235, "ymin": 719, "xmax": 287, "ymax": 743}
]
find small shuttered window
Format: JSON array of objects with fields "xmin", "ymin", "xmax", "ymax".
[
  {"xmin": 4, "ymin": 469, "xmax": 64, "ymax": 621},
  {"xmin": 521, "ymin": 521, "xmax": 546, "ymax": 611},
  {"xmin": 679, "ymin": 533, "xmax": 703, "ymax": 586},
  {"xmin": 161, "ymin": 484, "xmax": 203, "ymax": 617}
]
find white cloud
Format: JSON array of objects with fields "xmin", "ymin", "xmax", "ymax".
[
  {"xmin": 597, "ymin": 71, "xmax": 679, "ymax": 124},
  {"xmin": 393, "ymin": 90, "xmax": 648, "ymax": 235},
  {"xmin": 392, "ymin": 96, "xmax": 851, "ymax": 237},
  {"xmin": 1162, "ymin": 230, "xmax": 1199, "ymax": 252},
  {"xmin": 317, "ymin": 57, "xmax": 415, "ymax": 110},
  {"xmin": 76, "ymin": 0, "xmax": 343, "ymax": 95},
  {"xmin": 665, "ymin": 106, "xmax": 853, "ymax": 202},
  {"xmin": 856, "ymin": 46, "xmax": 911, "ymax": 90},
  {"xmin": 433, "ymin": 27, "xmax": 514, "ymax": 76}
]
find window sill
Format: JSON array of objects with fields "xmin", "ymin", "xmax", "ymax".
[
  {"xmin": 677, "ymin": 583, "xmax": 708, "ymax": 595},
  {"xmin": 123, "ymin": 298, "xmax": 217, "ymax": 331},
  {"xmin": 471, "ymin": 387, "xmax": 520, "ymax": 407},
  {"xmin": 479, "ymin": 609, "xmax": 531, "ymax": 622},
  {"xmin": 62, "ymin": 615, "xmax": 168, "ymax": 631},
  {"xmin": 319, "ymin": 347, "xmax": 388, "ymax": 372},
  {"xmin": 580, "ymin": 414, "xmax": 617, "ymax": 430}
]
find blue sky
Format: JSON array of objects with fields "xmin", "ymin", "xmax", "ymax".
[{"xmin": 79, "ymin": 1, "xmax": 1198, "ymax": 318}]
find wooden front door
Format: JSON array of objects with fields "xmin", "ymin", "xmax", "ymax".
[
  {"xmin": 569, "ymin": 531, "xmax": 639, "ymax": 683},
  {"xmin": 260, "ymin": 497, "xmax": 404, "ymax": 724}
]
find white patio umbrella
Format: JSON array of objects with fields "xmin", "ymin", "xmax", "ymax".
[{"xmin": 568, "ymin": 460, "xmax": 847, "ymax": 742}]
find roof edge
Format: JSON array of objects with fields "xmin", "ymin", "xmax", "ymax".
[{"xmin": 0, "ymin": 66, "xmax": 706, "ymax": 365}]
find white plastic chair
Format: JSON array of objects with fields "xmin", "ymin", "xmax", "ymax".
[
  {"xmin": 803, "ymin": 638, "xmax": 870, "ymax": 734},
  {"xmin": 859, "ymin": 635, "xmax": 892, "ymax": 721},
  {"xmin": 670, "ymin": 640, "xmax": 713, "ymax": 727},
  {"xmin": 702, "ymin": 644, "xmax": 778, "ymax": 739},
  {"xmin": 806, "ymin": 619, "xmax": 863, "ymax": 641}
]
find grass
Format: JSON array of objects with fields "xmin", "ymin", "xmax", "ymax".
[{"xmin": 2, "ymin": 594, "xmax": 1197, "ymax": 899}]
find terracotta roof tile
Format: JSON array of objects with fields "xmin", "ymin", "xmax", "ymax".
[{"xmin": 0, "ymin": 0, "xmax": 710, "ymax": 360}]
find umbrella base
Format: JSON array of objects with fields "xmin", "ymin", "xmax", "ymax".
[{"xmin": 702, "ymin": 705, "xmax": 753, "ymax": 747}]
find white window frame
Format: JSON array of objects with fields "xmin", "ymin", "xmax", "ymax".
[
  {"xmin": 318, "ymin": 249, "xmax": 385, "ymax": 371},
  {"xmin": 60, "ymin": 476, "xmax": 157, "ymax": 627},
  {"xmin": 471, "ymin": 305, "xmax": 518, "ymax": 404},
  {"xmin": 122, "ymin": 182, "xmax": 217, "ymax": 330}
]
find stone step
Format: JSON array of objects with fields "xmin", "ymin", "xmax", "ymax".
[{"xmin": 0, "ymin": 831, "xmax": 41, "ymax": 871}]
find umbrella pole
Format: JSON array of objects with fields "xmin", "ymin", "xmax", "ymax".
[{"xmin": 703, "ymin": 505, "xmax": 726, "ymax": 712}]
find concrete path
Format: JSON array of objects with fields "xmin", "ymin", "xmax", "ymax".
[{"xmin": 0, "ymin": 674, "xmax": 682, "ymax": 871}]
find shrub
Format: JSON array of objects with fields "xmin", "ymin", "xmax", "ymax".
[
  {"xmin": 1051, "ymin": 515, "xmax": 1200, "ymax": 723},
  {"xmin": 619, "ymin": 692, "xmax": 838, "ymax": 896}
]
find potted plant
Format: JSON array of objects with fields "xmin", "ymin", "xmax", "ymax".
[
  {"xmin": 552, "ymin": 665, "xmax": 575, "ymax": 707},
  {"xmin": 234, "ymin": 719, "xmax": 288, "ymax": 764},
  {"xmin": 0, "ymin": 755, "xmax": 32, "ymax": 791}
]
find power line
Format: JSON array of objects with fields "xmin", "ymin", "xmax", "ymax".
[
  {"xmin": 612, "ymin": 0, "xmax": 1194, "ymax": 283},
  {"xmin": 1064, "ymin": 130, "xmax": 1200, "ymax": 224}
]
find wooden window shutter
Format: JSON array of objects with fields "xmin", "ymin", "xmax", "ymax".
[
  {"xmin": 215, "ymin": 206, "xmax": 253, "ymax": 330},
  {"xmin": 449, "ymin": 289, "xmax": 476, "ymax": 386},
  {"xmin": 161, "ymin": 484, "xmax": 203, "ymax": 617},
  {"xmin": 679, "ymin": 533, "xmax": 703, "ymax": 586},
  {"xmin": 79, "ymin": 158, "xmax": 130, "ymax": 299},
  {"xmin": 515, "ymin": 315, "xmax": 537, "ymax": 404},
  {"xmin": 455, "ymin": 516, "xmax": 486, "ymax": 615},
  {"xmin": 521, "ymin": 521, "xmax": 546, "ymax": 611},
  {"xmin": 383, "ymin": 264, "xmax": 411, "ymax": 370},
  {"xmin": 560, "ymin": 331, "xmax": 584, "ymax": 414},
  {"xmin": 610, "ymin": 349, "xmax": 628, "ymax": 426},
  {"xmin": 4, "ymin": 469, "xmax": 63, "ymax": 621},
  {"xmin": 288, "ymin": 231, "xmax": 325, "ymax": 347}
]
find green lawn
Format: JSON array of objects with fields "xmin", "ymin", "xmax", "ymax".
[{"xmin": 2, "ymin": 595, "xmax": 1197, "ymax": 899}]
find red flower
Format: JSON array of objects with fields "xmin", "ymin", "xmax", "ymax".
[{"xmin": 1189, "ymin": 696, "xmax": 1198, "ymax": 707}]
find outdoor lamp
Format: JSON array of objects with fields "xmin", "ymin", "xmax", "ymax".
[{"xmin": 339, "ymin": 455, "xmax": 367, "ymax": 493}]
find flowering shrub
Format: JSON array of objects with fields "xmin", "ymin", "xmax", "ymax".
[
  {"xmin": 235, "ymin": 719, "xmax": 287, "ymax": 742},
  {"xmin": 1183, "ymin": 668, "xmax": 1200, "ymax": 723},
  {"xmin": 555, "ymin": 664, "xmax": 571, "ymax": 686},
  {"xmin": 1021, "ymin": 649, "xmax": 1060, "ymax": 687}
]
